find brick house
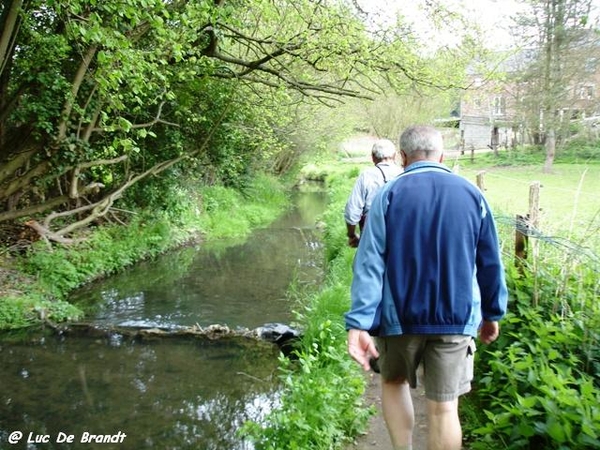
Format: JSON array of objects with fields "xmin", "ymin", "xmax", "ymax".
[{"xmin": 458, "ymin": 43, "xmax": 600, "ymax": 151}]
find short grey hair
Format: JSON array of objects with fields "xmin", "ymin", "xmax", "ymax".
[
  {"xmin": 399, "ymin": 125, "xmax": 443, "ymax": 159},
  {"xmin": 371, "ymin": 139, "xmax": 397, "ymax": 159}
]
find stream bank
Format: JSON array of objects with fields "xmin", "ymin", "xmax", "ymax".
[{"xmin": 0, "ymin": 187, "xmax": 328, "ymax": 449}]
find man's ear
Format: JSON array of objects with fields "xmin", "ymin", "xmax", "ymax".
[{"xmin": 400, "ymin": 150, "xmax": 408, "ymax": 167}]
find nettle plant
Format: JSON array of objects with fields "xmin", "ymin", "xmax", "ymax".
[{"xmin": 468, "ymin": 261, "xmax": 600, "ymax": 449}]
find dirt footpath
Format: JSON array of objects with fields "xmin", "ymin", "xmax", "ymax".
[{"xmin": 346, "ymin": 373, "xmax": 428, "ymax": 450}]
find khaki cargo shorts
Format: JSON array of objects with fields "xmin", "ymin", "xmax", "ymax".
[{"xmin": 376, "ymin": 334, "xmax": 476, "ymax": 402}]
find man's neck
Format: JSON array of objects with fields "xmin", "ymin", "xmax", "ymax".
[{"xmin": 405, "ymin": 157, "xmax": 439, "ymax": 167}]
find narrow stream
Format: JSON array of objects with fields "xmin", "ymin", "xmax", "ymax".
[
  {"xmin": 71, "ymin": 189, "xmax": 326, "ymax": 330},
  {"xmin": 0, "ymin": 187, "xmax": 328, "ymax": 450}
]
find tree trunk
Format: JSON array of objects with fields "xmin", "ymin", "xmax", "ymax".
[
  {"xmin": 0, "ymin": 0, "xmax": 23, "ymax": 76},
  {"xmin": 543, "ymin": 127, "xmax": 556, "ymax": 173}
]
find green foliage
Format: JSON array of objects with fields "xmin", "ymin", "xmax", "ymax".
[
  {"xmin": 0, "ymin": 295, "xmax": 81, "ymax": 329},
  {"xmin": 2, "ymin": 0, "xmax": 480, "ymax": 233},
  {"xmin": 21, "ymin": 176, "xmax": 288, "ymax": 298},
  {"xmin": 558, "ymin": 138, "xmax": 600, "ymax": 163},
  {"xmin": 20, "ymin": 212, "xmax": 179, "ymax": 298},
  {"xmin": 0, "ymin": 296, "xmax": 37, "ymax": 329},
  {"xmin": 459, "ymin": 142, "xmax": 600, "ymax": 170},
  {"xmin": 122, "ymin": 167, "xmax": 202, "ymax": 219},
  {"xmin": 345, "ymin": 88, "xmax": 459, "ymax": 142},
  {"xmin": 459, "ymin": 146, "xmax": 547, "ymax": 168},
  {"xmin": 319, "ymin": 169, "xmax": 359, "ymax": 262},
  {"xmin": 198, "ymin": 175, "xmax": 289, "ymax": 238},
  {"xmin": 467, "ymin": 302, "xmax": 600, "ymax": 449},
  {"xmin": 463, "ymin": 218, "xmax": 600, "ymax": 449},
  {"xmin": 242, "ymin": 173, "xmax": 289, "ymax": 207},
  {"xmin": 242, "ymin": 320, "xmax": 371, "ymax": 450}
]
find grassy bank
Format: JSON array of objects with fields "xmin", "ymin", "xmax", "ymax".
[
  {"xmin": 0, "ymin": 174, "xmax": 289, "ymax": 330},
  {"xmin": 244, "ymin": 153, "xmax": 600, "ymax": 449},
  {"xmin": 241, "ymin": 163, "xmax": 370, "ymax": 449}
]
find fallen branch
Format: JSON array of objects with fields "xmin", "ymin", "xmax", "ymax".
[
  {"xmin": 46, "ymin": 321, "xmax": 302, "ymax": 351},
  {"xmin": 25, "ymin": 220, "xmax": 86, "ymax": 245}
]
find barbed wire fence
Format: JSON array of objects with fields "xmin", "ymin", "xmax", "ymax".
[
  {"xmin": 469, "ymin": 170, "xmax": 600, "ymax": 308},
  {"xmin": 495, "ymin": 213, "xmax": 600, "ymax": 270}
]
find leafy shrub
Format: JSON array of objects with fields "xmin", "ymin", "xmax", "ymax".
[
  {"xmin": 465, "ymin": 258, "xmax": 600, "ymax": 449},
  {"xmin": 198, "ymin": 176, "xmax": 288, "ymax": 238},
  {"xmin": 0, "ymin": 295, "xmax": 81, "ymax": 328},
  {"xmin": 470, "ymin": 306, "xmax": 600, "ymax": 449},
  {"xmin": 0, "ymin": 296, "xmax": 36, "ymax": 328},
  {"xmin": 558, "ymin": 138, "xmax": 600, "ymax": 163},
  {"xmin": 242, "ymin": 320, "xmax": 371, "ymax": 450}
]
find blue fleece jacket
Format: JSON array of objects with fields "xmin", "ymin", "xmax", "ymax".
[{"xmin": 345, "ymin": 161, "xmax": 508, "ymax": 337}]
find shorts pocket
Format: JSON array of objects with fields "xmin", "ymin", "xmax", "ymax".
[{"xmin": 464, "ymin": 338, "xmax": 476, "ymax": 383}]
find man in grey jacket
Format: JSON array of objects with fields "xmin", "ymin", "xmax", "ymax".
[
  {"xmin": 346, "ymin": 125, "xmax": 508, "ymax": 450},
  {"xmin": 344, "ymin": 139, "xmax": 403, "ymax": 247}
]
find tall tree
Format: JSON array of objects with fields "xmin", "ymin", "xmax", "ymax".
[
  {"xmin": 0, "ymin": 0, "xmax": 467, "ymax": 242},
  {"xmin": 511, "ymin": 0, "xmax": 598, "ymax": 172}
]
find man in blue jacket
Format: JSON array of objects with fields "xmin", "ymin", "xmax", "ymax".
[{"xmin": 345, "ymin": 125, "xmax": 508, "ymax": 450}]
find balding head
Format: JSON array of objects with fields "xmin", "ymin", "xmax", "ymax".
[
  {"xmin": 399, "ymin": 125, "xmax": 444, "ymax": 166},
  {"xmin": 371, "ymin": 139, "xmax": 397, "ymax": 161}
]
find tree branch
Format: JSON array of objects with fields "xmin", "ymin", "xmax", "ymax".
[
  {"xmin": 57, "ymin": 45, "xmax": 98, "ymax": 141},
  {"xmin": 0, "ymin": 0, "xmax": 24, "ymax": 77}
]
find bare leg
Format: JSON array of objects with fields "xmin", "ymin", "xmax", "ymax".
[
  {"xmin": 426, "ymin": 398, "xmax": 461, "ymax": 450},
  {"xmin": 381, "ymin": 378, "xmax": 414, "ymax": 450}
]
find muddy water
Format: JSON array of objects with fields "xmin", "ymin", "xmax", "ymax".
[{"xmin": 0, "ymin": 188, "xmax": 328, "ymax": 449}]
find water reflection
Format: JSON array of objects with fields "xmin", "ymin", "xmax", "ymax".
[
  {"xmin": 70, "ymin": 190, "xmax": 327, "ymax": 330},
  {"xmin": 0, "ymin": 332, "xmax": 280, "ymax": 449},
  {"xmin": 1, "ymin": 187, "xmax": 327, "ymax": 449}
]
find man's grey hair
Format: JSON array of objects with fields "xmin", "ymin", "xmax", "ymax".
[
  {"xmin": 399, "ymin": 125, "xmax": 443, "ymax": 158},
  {"xmin": 371, "ymin": 139, "xmax": 397, "ymax": 159}
]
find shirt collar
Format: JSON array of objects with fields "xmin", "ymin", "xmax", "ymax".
[{"xmin": 403, "ymin": 161, "xmax": 451, "ymax": 174}]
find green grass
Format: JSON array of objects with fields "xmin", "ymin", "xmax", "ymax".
[{"xmin": 457, "ymin": 162, "xmax": 600, "ymax": 233}]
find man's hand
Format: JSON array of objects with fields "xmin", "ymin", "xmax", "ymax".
[
  {"xmin": 479, "ymin": 320, "xmax": 500, "ymax": 344},
  {"xmin": 347, "ymin": 329, "xmax": 379, "ymax": 371},
  {"xmin": 348, "ymin": 235, "xmax": 360, "ymax": 248},
  {"xmin": 346, "ymin": 224, "xmax": 360, "ymax": 248}
]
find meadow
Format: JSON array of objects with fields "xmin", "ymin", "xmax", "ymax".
[{"xmin": 458, "ymin": 161, "xmax": 599, "ymax": 234}]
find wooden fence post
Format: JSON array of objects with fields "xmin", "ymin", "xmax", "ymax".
[
  {"xmin": 514, "ymin": 214, "xmax": 528, "ymax": 270},
  {"xmin": 476, "ymin": 171, "xmax": 485, "ymax": 191},
  {"xmin": 513, "ymin": 182, "xmax": 541, "ymax": 306},
  {"xmin": 528, "ymin": 181, "xmax": 541, "ymax": 307},
  {"xmin": 528, "ymin": 181, "xmax": 541, "ymax": 258}
]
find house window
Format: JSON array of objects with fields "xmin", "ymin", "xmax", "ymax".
[
  {"xmin": 578, "ymin": 85, "xmax": 594, "ymax": 100},
  {"xmin": 585, "ymin": 58, "xmax": 598, "ymax": 73},
  {"xmin": 493, "ymin": 96, "xmax": 506, "ymax": 116}
]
